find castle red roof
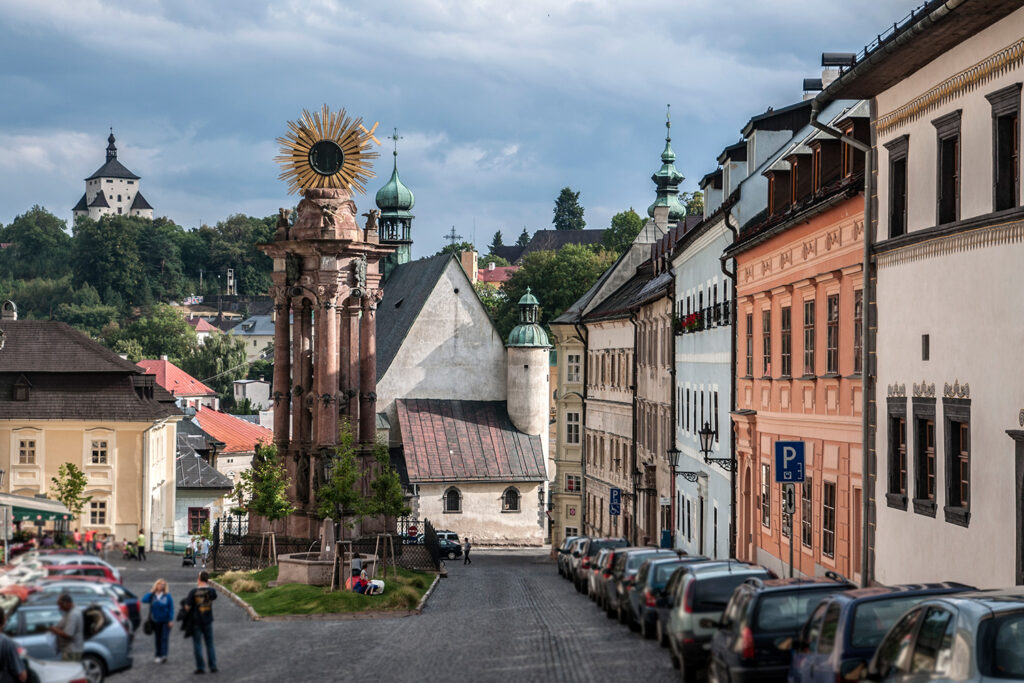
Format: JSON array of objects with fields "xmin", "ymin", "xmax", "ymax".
[
  {"xmin": 477, "ymin": 265, "xmax": 518, "ymax": 284},
  {"xmin": 193, "ymin": 406, "xmax": 273, "ymax": 454},
  {"xmin": 137, "ymin": 359, "xmax": 216, "ymax": 398},
  {"xmin": 186, "ymin": 317, "xmax": 217, "ymax": 333}
]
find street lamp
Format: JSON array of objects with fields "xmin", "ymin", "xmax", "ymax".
[
  {"xmin": 668, "ymin": 446, "xmax": 704, "ymax": 483},
  {"xmin": 699, "ymin": 421, "xmax": 735, "ymax": 471}
]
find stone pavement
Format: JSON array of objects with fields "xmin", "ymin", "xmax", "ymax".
[{"xmin": 112, "ymin": 547, "xmax": 676, "ymax": 682}]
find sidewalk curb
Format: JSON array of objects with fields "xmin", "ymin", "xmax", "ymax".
[{"xmin": 210, "ymin": 571, "xmax": 441, "ymax": 622}]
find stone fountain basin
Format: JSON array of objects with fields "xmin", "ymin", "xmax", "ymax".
[{"xmin": 277, "ymin": 552, "xmax": 378, "ymax": 586}]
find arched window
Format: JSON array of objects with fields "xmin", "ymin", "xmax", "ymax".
[
  {"xmin": 444, "ymin": 487, "xmax": 461, "ymax": 513},
  {"xmin": 502, "ymin": 487, "xmax": 521, "ymax": 512}
]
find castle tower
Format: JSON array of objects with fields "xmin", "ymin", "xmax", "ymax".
[
  {"xmin": 647, "ymin": 105, "xmax": 686, "ymax": 227},
  {"xmin": 72, "ymin": 131, "xmax": 154, "ymax": 221},
  {"xmin": 506, "ymin": 287, "xmax": 551, "ymax": 436},
  {"xmin": 375, "ymin": 130, "xmax": 415, "ymax": 283}
]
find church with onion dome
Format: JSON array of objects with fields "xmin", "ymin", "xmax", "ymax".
[
  {"xmin": 72, "ymin": 132, "xmax": 154, "ymax": 221},
  {"xmin": 368, "ymin": 141, "xmax": 552, "ymax": 546}
]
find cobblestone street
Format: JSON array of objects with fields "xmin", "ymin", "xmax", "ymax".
[{"xmin": 115, "ymin": 548, "xmax": 675, "ymax": 682}]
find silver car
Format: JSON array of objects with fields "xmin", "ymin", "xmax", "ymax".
[{"xmin": 867, "ymin": 587, "xmax": 1024, "ymax": 681}]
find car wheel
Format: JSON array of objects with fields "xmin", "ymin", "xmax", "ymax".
[
  {"xmin": 617, "ymin": 605, "xmax": 627, "ymax": 625},
  {"xmin": 628, "ymin": 613, "xmax": 640, "ymax": 632},
  {"xmin": 656, "ymin": 618, "xmax": 667, "ymax": 647},
  {"xmin": 641, "ymin": 617, "xmax": 652, "ymax": 639},
  {"xmin": 447, "ymin": 551, "xmax": 456, "ymax": 560},
  {"xmin": 81, "ymin": 654, "xmax": 105, "ymax": 683},
  {"xmin": 681, "ymin": 659, "xmax": 697, "ymax": 683}
]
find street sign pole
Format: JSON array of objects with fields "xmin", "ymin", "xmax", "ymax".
[{"xmin": 789, "ymin": 486, "xmax": 795, "ymax": 578}]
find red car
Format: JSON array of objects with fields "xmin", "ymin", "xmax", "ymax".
[{"xmin": 45, "ymin": 564, "xmax": 120, "ymax": 583}]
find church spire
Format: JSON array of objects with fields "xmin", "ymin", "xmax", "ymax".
[
  {"xmin": 647, "ymin": 105, "xmax": 686, "ymax": 222},
  {"xmin": 106, "ymin": 128, "xmax": 117, "ymax": 162},
  {"xmin": 375, "ymin": 129, "xmax": 416, "ymax": 281}
]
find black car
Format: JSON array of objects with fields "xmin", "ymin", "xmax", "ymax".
[
  {"xmin": 574, "ymin": 537, "xmax": 628, "ymax": 594},
  {"xmin": 705, "ymin": 573, "xmax": 856, "ymax": 683},
  {"xmin": 556, "ymin": 536, "xmax": 580, "ymax": 578},
  {"xmin": 610, "ymin": 548, "xmax": 679, "ymax": 625},
  {"xmin": 628, "ymin": 555, "xmax": 709, "ymax": 637},
  {"xmin": 438, "ymin": 539, "xmax": 462, "ymax": 559}
]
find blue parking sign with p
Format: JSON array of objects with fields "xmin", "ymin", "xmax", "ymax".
[
  {"xmin": 609, "ymin": 488, "xmax": 621, "ymax": 516},
  {"xmin": 774, "ymin": 441, "xmax": 805, "ymax": 483}
]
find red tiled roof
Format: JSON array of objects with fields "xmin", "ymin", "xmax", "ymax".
[
  {"xmin": 186, "ymin": 317, "xmax": 217, "ymax": 333},
  {"xmin": 193, "ymin": 406, "xmax": 273, "ymax": 453},
  {"xmin": 396, "ymin": 399, "xmax": 546, "ymax": 483},
  {"xmin": 137, "ymin": 359, "xmax": 216, "ymax": 397},
  {"xmin": 477, "ymin": 265, "xmax": 518, "ymax": 284}
]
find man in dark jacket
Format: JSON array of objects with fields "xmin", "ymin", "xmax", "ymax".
[{"xmin": 183, "ymin": 571, "xmax": 217, "ymax": 674}]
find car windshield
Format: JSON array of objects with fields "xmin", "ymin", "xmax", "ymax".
[
  {"xmin": 756, "ymin": 588, "xmax": 844, "ymax": 632},
  {"xmin": 694, "ymin": 574, "xmax": 766, "ymax": 612},
  {"xmin": 979, "ymin": 609, "xmax": 1024, "ymax": 678},
  {"xmin": 588, "ymin": 539, "xmax": 627, "ymax": 556},
  {"xmin": 850, "ymin": 595, "xmax": 934, "ymax": 649},
  {"xmin": 626, "ymin": 552, "xmax": 674, "ymax": 572},
  {"xmin": 653, "ymin": 562, "xmax": 686, "ymax": 587}
]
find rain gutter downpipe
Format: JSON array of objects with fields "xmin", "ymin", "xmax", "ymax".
[
  {"xmin": 720, "ymin": 205, "xmax": 739, "ymax": 561},
  {"xmin": 574, "ymin": 322, "xmax": 589, "ymax": 536},
  {"xmin": 630, "ymin": 310, "xmax": 640, "ymax": 545},
  {"xmin": 808, "ymin": 97, "xmax": 874, "ymax": 586}
]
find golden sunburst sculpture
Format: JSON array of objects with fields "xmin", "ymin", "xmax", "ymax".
[{"xmin": 275, "ymin": 105, "xmax": 380, "ymax": 195}]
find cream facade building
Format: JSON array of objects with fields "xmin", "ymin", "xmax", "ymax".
[
  {"xmin": 549, "ymin": 322, "xmax": 585, "ymax": 550},
  {"xmin": 0, "ymin": 308, "xmax": 180, "ymax": 544},
  {"xmin": 72, "ymin": 133, "xmax": 154, "ymax": 221}
]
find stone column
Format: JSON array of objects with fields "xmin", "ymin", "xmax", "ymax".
[
  {"xmin": 314, "ymin": 286, "xmax": 339, "ymax": 446},
  {"xmin": 339, "ymin": 300, "xmax": 360, "ymax": 431},
  {"xmin": 359, "ymin": 291, "xmax": 382, "ymax": 446},
  {"xmin": 290, "ymin": 297, "xmax": 305, "ymax": 448},
  {"xmin": 270, "ymin": 285, "xmax": 291, "ymax": 448},
  {"xmin": 299, "ymin": 300, "xmax": 314, "ymax": 445}
]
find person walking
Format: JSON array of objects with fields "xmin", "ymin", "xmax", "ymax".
[
  {"xmin": 199, "ymin": 537, "xmax": 211, "ymax": 569},
  {"xmin": 0, "ymin": 608, "xmax": 26, "ymax": 682},
  {"xmin": 72, "ymin": 529, "xmax": 81, "ymax": 551},
  {"xmin": 463, "ymin": 537, "xmax": 472, "ymax": 565},
  {"xmin": 183, "ymin": 571, "xmax": 217, "ymax": 674},
  {"xmin": 137, "ymin": 531, "xmax": 147, "ymax": 561},
  {"xmin": 50, "ymin": 594, "xmax": 84, "ymax": 662},
  {"xmin": 142, "ymin": 579, "xmax": 174, "ymax": 664}
]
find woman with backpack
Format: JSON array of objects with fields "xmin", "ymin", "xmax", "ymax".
[{"xmin": 142, "ymin": 578, "xmax": 174, "ymax": 663}]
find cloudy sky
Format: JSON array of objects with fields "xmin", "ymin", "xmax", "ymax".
[{"xmin": 0, "ymin": 0, "xmax": 920, "ymax": 257}]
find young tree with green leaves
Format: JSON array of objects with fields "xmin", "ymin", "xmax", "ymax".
[
  {"xmin": 316, "ymin": 421, "xmax": 366, "ymax": 537},
  {"xmin": 516, "ymin": 228, "xmax": 531, "ymax": 247},
  {"xmin": 681, "ymin": 190, "xmax": 704, "ymax": 216},
  {"xmin": 436, "ymin": 241, "xmax": 476, "ymax": 257},
  {"xmin": 181, "ymin": 332, "xmax": 248, "ymax": 398},
  {"xmin": 0, "ymin": 206, "xmax": 72, "ymax": 281},
  {"xmin": 232, "ymin": 443, "xmax": 294, "ymax": 523},
  {"xmin": 107, "ymin": 304, "xmax": 197, "ymax": 363},
  {"xmin": 488, "ymin": 230, "xmax": 504, "ymax": 253},
  {"xmin": 50, "ymin": 463, "xmax": 92, "ymax": 519},
  {"xmin": 552, "ymin": 187, "xmax": 585, "ymax": 231},
  {"xmin": 601, "ymin": 208, "xmax": 645, "ymax": 254}
]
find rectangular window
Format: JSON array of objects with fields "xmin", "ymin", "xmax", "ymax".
[
  {"xmin": 812, "ymin": 146, "xmax": 822, "ymax": 192},
  {"xmin": 952, "ymin": 422, "xmax": 969, "ymax": 507},
  {"xmin": 566, "ymin": 412, "xmax": 580, "ymax": 445},
  {"xmin": 18, "ymin": 439, "xmax": 35, "ymax": 465},
  {"xmin": 943, "ymin": 398, "xmax": 971, "ymax": 526},
  {"xmin": 188, "ymin": 507, "xmax": 210, "ymax": 534},
  {"xmin": 566, "ymin": 354, "xmax": 581, "ymax": 383},
  {"xmin": 91, "ymin": 440, "xmax": 108, "ymax": 465},
  {"xmin": 565, "ymin": 526, "xmax": 578, "ymax": 538},
  {"xmin": 803, "ymin": 300, "xmax": 815, "ymax": 375},
  {"xmin": 761, "ymin": 463, "xmax": 771, "ymax": 528},
  {"xmin": 842, "ymin": 141, "xmax": 853, "ymax": 178},
  {"xmin": 801, "ymin": 477, "xmax": 813, "ymax": 548},
  {"xmin": 822, "ymin": 482, "xmax": 836, "ymax": 558},
  {"xmin": 780, "ymin": 306, "xmax": 792, "ymax": 377},
  {"xmin": 987, "ymin": 84, "xmax": 1021, "ymax": 212},
  {"xmin": 89, "ymin": 501, "xmax": 107, "ymax": 526},
  {"xmin": 826, "ymin": 294, "xmax": 839, "ymax": 374},
  {"xmin": 885, "ymin": 135, "xmax": 909, "ymax": 238},
  {"xmin": 565, "ymin": 474, "xmax": 581, "ymax": 492},
  {"xmin": 934, "ymin": 110, "xmax": 961, "ymax": 225},
  {"xmin": 889, "ymin": 416, "xmax": 907, "ymax": 495},
  {"xmin": 853, "ymin": 290, "xmax": 863, "ymax": 374},
  {"xmin": 917, "ymin": 418, "xmax": 936, "ymax": 501},
  {"xmin": 685, "ymin": 389, "xmax": 690, "ymax": 432},
  {"xmin": 761, "ymin": 310, "xmax": 771, "ymax": 377},
  {"xmin": 713, "ymin": 391, "xmax": 719, "ymax": 443},
  {"xmin": 713, "ymin": 506, "xmax": 719, "ymax": 557},
  {"xmin": 745, "ymin": 313, "xmax": 753, "ymax": 376}
]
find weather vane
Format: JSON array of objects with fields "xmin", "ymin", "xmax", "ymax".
[
  {"xmin": 275, "ymin": 105, "xmax": 380, "ymax": 195},
  {"xmin": 388, "ymin": 128, "xmax": 403, "ymax": 157}
]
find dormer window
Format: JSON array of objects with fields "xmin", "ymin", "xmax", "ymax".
[
  {"xmin": 13, "ymin": 375, "xmax": 31, "ymax": 401},
  {"xmin": 812, "ymin": 147, "xmax": 822, "ymax": 192},
  {"xmin": 842, "ymin": 125, "xmax": 855, "ymax": 178},
  {"xmin": 790, "ymin": 160, "xmax": 799, "ymax": 205},
  {"xmin": 768, "ymin": 176, "xmax": 776, "ymax": 215}
]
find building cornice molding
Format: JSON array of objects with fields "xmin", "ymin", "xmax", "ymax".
[
  {"xmin": 876, "ymin": 210, "xmax": 1024, "ymax": 269},
  {"xmin": 877, "ymin": 37, "xmax": 1024, "ymax": 136}
]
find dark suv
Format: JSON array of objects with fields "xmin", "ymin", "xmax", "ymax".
[
  {"xmin": 610, "ymin": 548, "xmax": 680, "ymax": 625},
  {"xmin": 574, "ymin": 537, "xmax": 628, "ymax": 594},
  {"xmin": 787, "ymin": 582, "xmax": 972, "ymax": 682},
  {"xmin": 629, "ymin": 555, "xmax": 710, "ymax": 638},
  {"xmin": 705, "ymin": 573, "xmax": 855, "ymax": 683}
]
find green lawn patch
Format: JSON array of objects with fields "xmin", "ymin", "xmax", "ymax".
[{"xmin": 216, "ymin": 566, "xmax": 435, "ymax": 617}]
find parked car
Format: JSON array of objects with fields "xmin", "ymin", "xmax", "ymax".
[
  {"xmin": 438, "ymin": 538, "xmax": 462, "ymax": 560},
  {"xmin": 44, "ymin": 566, "xmax": 120, "ymax": 584},
  {"xmin": 628, "ymin": 556, "xmax": 710, "ymax": 637},
  {"xmin": 13, "ymin": 550, "xmax": 91, "ymax": 567},
  {"xmin": 598, "ymin": 547, "xmax": 644, "ymax": 614},
  {"xmin": 788, "ymin": 582, "xmax": 973, "ymax": 683},
  {"xmin": 610, "ymin": 548, "xmax": 680, "ymax": 625},
  {"xmin": 37, "ymin": 557, "xmax": 120, "ymax": 584},
  {"xmin": 706, "ymin": 573, "xmax": 855, "ymax": 683},
  {"xmin": 30, "ymin": 579, "xmax": 140, "ymax": 631},
  {"xmin": 574, "ymin": 537, "xmax": 629, "ymax": 594},
  {"xmin": 587, "ymin": 548, "xmax": 613, "ymax": 600},
  {"xmin": 556, "ymin": 536, "xmax": 580, "ymax": 578},
  {"xmin": 566, "ymin": 538, "xmax": 589, "ymax": 585},
  {"xmin": 434, "ymin": 530, "xmax": 461, "ymax": 545},
  {"xmin": 866, "ymin": 587, "xmax": 1024, "ymax": 682},
  {"xmin": 665, "ymin": 561, "xmax": 775, "ymax": 681},
  {"xmin": 6, "ymin": 600, "xmax": 132, "ymax": 683},
  {"xmin": 21, "ymin": 644, "xmax": 90, "ymax": 683}
]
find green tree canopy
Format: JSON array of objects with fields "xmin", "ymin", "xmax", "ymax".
[
  {"xmin": 601, "ymin": 208, "xmax": 645, "ymax": 254},
  {"xmin": 233, "ymin": 443, "xmax": 293, "ymax": 522},
  {"xmin": 488, "ymin": 230, "xmax": 504, "ymax": 253},
  {"xmin": 681, "ymin": 190, "xmax": 704, "ymax": 216},
  {"xmin": 436, "ymin": 241, "xmax": 475, "ymax": 257},
  {"xmin": 479, "ymin": 253, "xmax": 510, "ymax": 267},
  {"xmin": 181, "ymin": 331, "xmax": 249, "ymax": 398},
  {"xmin": 50, "ymin": 463, "xmax": 92, "ymax": 518},
  {"xmin": 493, "ymin": 243, "xmax": 617, "ymax": 338},
  {"xmin": 473, "ymin": 281, "xmax": 505, "ymax": 320},
  {"xmin": 0, "ymin": 206, "xmax": 72, "ymax": 281},
  {"xmin": 108, "ymin": 303, "xmax": 197, "ymax": 363},
  {"xmin": 201, "ymin": 215, "xmax": 275, "ymax": 295},
  {"xmin": 516, "ymin": 228, "xmax": 531, "ymax": 247},
  {"xmin": 552, "ymin": 187, "xmax": 585, "ymax": 231}
]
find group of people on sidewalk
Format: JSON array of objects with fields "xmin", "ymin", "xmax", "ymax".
[{"xmin": 141, "ymin": 571, "xmax": 219, "ymax": 674}]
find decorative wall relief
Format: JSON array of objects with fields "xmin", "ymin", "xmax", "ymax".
[
  {"xmin": 780, "ymin": 251, "xmax": 792, "ymax": 269},
  {"xmin": 826, "ymin": 229, "xmax": 841, "ymax": 251},
  {"xmin": 802, "ymin": 239, "xmax": 817, "ymax": 260},
  {"xmin": 912, "ymin": 380, "xmax": 936, "ymax": 398},
  {"xmin": 942, "ymin": 379, "xmax": 970, "ymax": 399},
  {"xmin": 761, "ymin": 259, "xmax": 773, "ymax": 276},
  {"xmin": 887, "ymin": 383, "xmax": 907, "ymax": 398}
]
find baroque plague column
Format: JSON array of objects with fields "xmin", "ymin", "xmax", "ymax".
[{"xmin": 260, "ymin": 107, "xmax": 395, "ymax": 539}]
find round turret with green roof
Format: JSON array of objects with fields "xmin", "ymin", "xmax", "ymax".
[
  {"xmin": 647, "ymin": 105, "xmax": 687, "ymax": 221},
  {"xmin": 507, "ymin": 287, "xmax": 551, "ymax": 348}
]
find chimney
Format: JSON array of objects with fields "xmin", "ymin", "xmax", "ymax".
[
  {"xmin": 821, "ymin": 67, "xmax": 840, "ymax": 89},
  {"xmin": 161, "ymin": 354, "xmax": 169, "ymax": 361},
  {"xmin": 460, "ymin": 250, "xmax": 478, "ymax": 284},
  {"xmin": 1, "ymin": 301, "xmax": 17, "ymax": 321},
  {"xmin": 488, "ymin": 262, "xmax": 496, "ymax": 271}
]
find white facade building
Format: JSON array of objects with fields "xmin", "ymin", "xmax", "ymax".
[{"xmin": 72, "ymin": 133, "xmax": 153, "ymax": 221}]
